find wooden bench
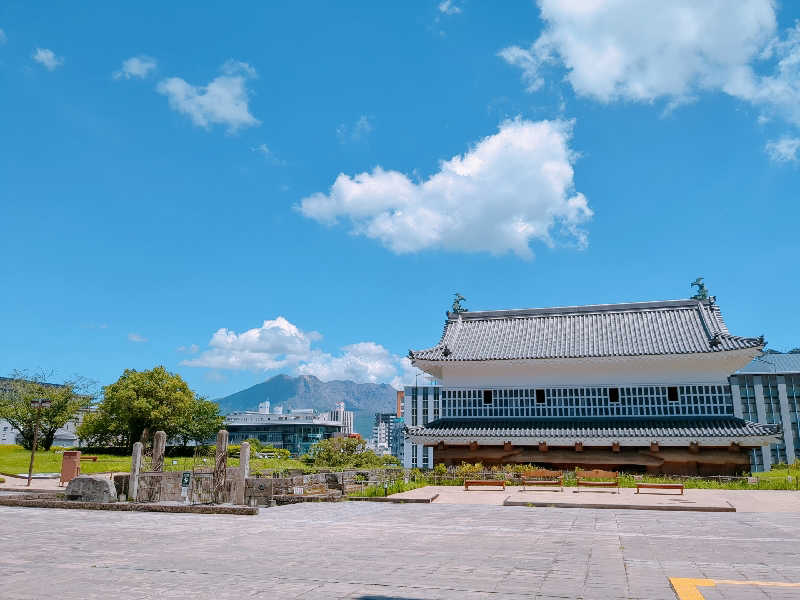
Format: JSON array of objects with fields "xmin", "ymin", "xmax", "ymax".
[
  {"xmin": 521, "ymin": 469, "xmax": 563, "ymax": 491},
  {"xmin": 636, "ymin": 482, "xmax": 684, "ymax": 495},
  {"xmin": 576, "ymin": 469, "xmax": 619, "ymax": 493},
  {"xmin": 464, "ymin": 480, "xmax": 506, "ymax": 491},
  {"xmin": 80, "ymin": 456, "xmax": 98, "ymax": 462}
]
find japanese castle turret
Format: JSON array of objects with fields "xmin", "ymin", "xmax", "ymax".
[{"xmin": 407, "ymin": 298, "xmax": 781, "ymax": 475}]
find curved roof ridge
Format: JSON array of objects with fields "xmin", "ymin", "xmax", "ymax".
[{"xmin": 447, "ymin": 298, "xmax": 706, "ymax": 321}]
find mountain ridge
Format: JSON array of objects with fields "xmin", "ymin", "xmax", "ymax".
[{"xmin": 213, "ymin": 374, "xmax": 398, "ymax": 417}]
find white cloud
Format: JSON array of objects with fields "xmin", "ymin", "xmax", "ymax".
[
  {"xmin": 182, "ymin": 317, "xmax": 420, "ymax": 389},
  {"xmin": 128, "ymin": 333, "xmax": 148, "ymax": 343},
  {"xmin": 113, "ymin": 55, "xmax": 157, "ymax": 80},
  {"xmin": 251, "ymin": 143, "xmax": 285, "ymax": 165},
  {"xmin": 177, "ymin": 344, "xmax": 200, "ymax": 354},
  {"xmin": 438, "ymin": 0, "xmax": 462, "ymax": 15},
  {"xmin": 765, "ymin": 137, "xmax": 800, "ymax": 163},
  {"xmin": 0, "ymin": 29, "xmax": 7, "ymax": 45},
  {"xmin": 299, "ymin": 118, "xmax": 591, "ymax": 259},
  {"xmin": 337, "ymin": 115, "xmax": 374, "ymax": 143},
  {"xmin": 32, "ymin": 48, "xmax": 63, "ymax": 70},
  {"xmin": 500, "ymin": 1, "xmax": 800, "ymax": 128},
  {"xmin": 157, "ymin": 60, "xmax": 260, "ymax": 133},
  {"xmin": 182, "ymin": 317, "xmax": 318, "ymax": 371}
]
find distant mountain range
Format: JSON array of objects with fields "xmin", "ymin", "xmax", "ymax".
[{"xmin": 213, "ymin": 374, "xmax": 398, "ymax": 417}]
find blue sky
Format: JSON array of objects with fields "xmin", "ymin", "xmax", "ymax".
[{"xmin": 1, "ymin": 1, "xmax": 799, "ymax": 400}]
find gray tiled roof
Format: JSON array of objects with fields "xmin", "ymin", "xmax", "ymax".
[
  {"xmin": 410, "ymin": 299, "xmax": 761, "ymax": 362},
  {"xmin": 407, "ymin": 416, "xmax": 779, "ymax": 440},
  {"xmin": 735, "ymin": 354, "xmax": 800, "ymax": 375}
]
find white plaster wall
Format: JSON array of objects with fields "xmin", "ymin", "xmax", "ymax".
[{"xmin": 424, "ymin": 350, "xmax": 759, "ymax": 388}]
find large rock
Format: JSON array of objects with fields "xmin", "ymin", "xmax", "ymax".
[{"xmin": 65, "ymin": 475, "xmax": 118, "ymax": 503}]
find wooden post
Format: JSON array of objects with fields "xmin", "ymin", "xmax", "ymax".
[
  {"xmin": 129, "ymin": 442, "xmax": 143, "ymax": 501},
  {"xmin": 152, "ymin": 431, "xmax": 166, "ymax": 472},
  {"xmin": 213, "ymin": 430, "xmax": 228, "ymax": 504}
]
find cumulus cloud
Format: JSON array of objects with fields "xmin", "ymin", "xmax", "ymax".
[
  {"xmin": 177, "ymin": 344, "xmax": 200, "ymax": 354},
  {"xmin": 500, "ymin": 1, "xmax": 800, "ymax": 128},
  {"xmin": 32, "ymin": 48, "xmax": 63, "ymax": 70},
  {"xmin": 128, "ymin": 333, "xmax": 148, "ymax": 343},
  {"xmin": 299, "ymin": 118, "xmax": 591, "ymax": 259},
  {"xmin": 113, "ymin": 55, "xmax": 157, "ymax": 80},
  {"xmin": 765, "ymin": 137, "xmax": 800, "ymax": 163},
  {"xmin": 157, "ymin": 60, "xmax": 260, "ymax": 133},
  {"xmin": 182, "ymin": 317, "xmax": 420, "ymax": 389},
  {"xmin": 337, "ymin": 115, "xmax": 374, "ymax": 143}
]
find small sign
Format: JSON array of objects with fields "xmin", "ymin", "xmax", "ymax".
[
  {"xmin": 180, "ymin": 471, "xmax": 191, "ymax": 498},
  {"xmin": 293, "ymin": 486, "xmax": 303, "ymax": 496}
]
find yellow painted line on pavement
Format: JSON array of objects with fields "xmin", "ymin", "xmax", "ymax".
[{"xmin": 670, "ymin": 577, "xmax": 800, "ymax": 599}]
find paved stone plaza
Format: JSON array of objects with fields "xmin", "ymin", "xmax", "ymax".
[{"xmin": 1, "ymin": 503, "xmax": 799, "ymax": 599}]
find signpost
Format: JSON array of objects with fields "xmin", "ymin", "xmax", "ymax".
[
  {"xmin": 27, "ymin": 398, "xmax": 51, "ymax": 487},
  {"xmin": 181, "ymin": 471, "xmax": 191, "ymax": 503}
]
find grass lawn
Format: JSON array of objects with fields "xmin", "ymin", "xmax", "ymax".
[
  {"xmin": 0, "ymin": 445, "xmax": 312, "ymax": 477},
  {"xmin": 0, "ymin": 445, "xmax": 131, "ymax": 476}
]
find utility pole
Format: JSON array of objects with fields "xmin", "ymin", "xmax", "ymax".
[{"xmin": 27, "ymin": 398, "xmax": 51, "ymax": 487}]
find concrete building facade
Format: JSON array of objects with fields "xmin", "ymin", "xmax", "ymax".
[{"xmin": 730, "ymin": 354, "xmax": 800, "ymax": 471}]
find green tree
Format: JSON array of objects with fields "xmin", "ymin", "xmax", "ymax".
[
  {"xmin": 0, "ymin": 370, "xmax": 93, "ymax": 451},
  {"xmin": 303, "ymin": 436, "xmax": 396, "ymax": 469},
  {"xmin": 176, "ymin": 396, "xmax": 224, "ymax": 447},
  {"xmin": 78, "ymin": 366, "xmax": 218, "ymax": 449}
]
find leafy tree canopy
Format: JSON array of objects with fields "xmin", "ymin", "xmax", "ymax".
[
  {"xmin": 0, "ymin": 370, "xmax": 93, "ymax": 451},
  {"xmin": 77, "ymin": 366, "xmax": 222, "ymax": 449},
  {"xmin": 303, "ymin": 436, "xmax": 401, "ymax": 469}
]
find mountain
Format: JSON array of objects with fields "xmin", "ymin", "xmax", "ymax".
[{"xmin": 213, "ymin": 374, "xmax": 398, "ymax": 417}]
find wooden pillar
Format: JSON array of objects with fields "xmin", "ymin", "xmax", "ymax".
[
  {"xmin": 504, "ymin": 441, "xmax": 513, "ymax": 452},
  {"xmin": 611, "ymin": 442, "xmax": 620, "ymax": 453},
  {"xmin": 129, "ymin": 442, "xmax": 143, "ymax": 501},
  {"xmin": 650, "ymin": 441, "xmax": 660, "ymax": 453},
  {"xmin": 575, "ymin": 442, "xmax": 584, "ymax": 452},
  {"xmin": 152, "ymin": 431, "xmax": 166, "ymax": 473},
  {"xmin": 214, "ymin": 430, "xmax": 228, "ymax": 504},
  {"xmin": 538, "ymin": 442, "xmax": 548, "ymax": 453}
]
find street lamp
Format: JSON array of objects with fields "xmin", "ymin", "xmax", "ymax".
[{"xmin": 27, "ymin": 398, "xmax": 51, "ymax": 487}]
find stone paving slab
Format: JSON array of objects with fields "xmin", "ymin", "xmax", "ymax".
[
  {"xmin": 391, "ymin": 485, "xmax": 800, "ymax": 512},
  {"xmin": 2, "ymin": 502, "xmax": 800, "ymax": 599}
]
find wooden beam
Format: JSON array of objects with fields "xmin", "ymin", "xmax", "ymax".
[
  {"xmin": 728, "ymin": 442, "xmax": 740, "ymax": 453},
  {"xmin": 612, "ymin": 442, "xmax": 620, "ymax": 453},
  {"xmin": 574, "ymin": 441, "xmax": 584, "ymax": 452},
  {"xmin": 469, "ymin": 441, "xmax": 478, "ymax": 451},
  {"xmin": 438, "ymin": 441, "xmax": 446, "ymax": 451},
  {"xmin": 538, "ymin": 441, "xmax": 548, "ymax": 453},
  {"xmin": 689, "ymin": 442, "xmax": 700, "ymax": 454},
  {"xmin": 503, "ymin": 441, "xmax": 513, "ymax": 452},
  {"xmin": 650, "ymin": 441, "xmax": 660, "ymax": 453}
]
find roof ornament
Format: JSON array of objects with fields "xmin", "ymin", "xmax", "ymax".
[
  {"xmin": 690, "ymin": 277, "xmax": 709, "ymax": 300},
  {"xmin": 451, "ymin": 293, "xmax": 468, "ymax": 314},
  {"xmin": 442, "ymin": 345, "xmax": 452, "ymax": 357}
]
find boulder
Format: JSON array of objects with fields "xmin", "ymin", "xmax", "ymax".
[{"xmin": 65, "ymin": 475, "xmax": 118, "ymax": 503}]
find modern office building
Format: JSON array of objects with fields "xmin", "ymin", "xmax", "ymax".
[
  {"xmin": 729, "ymin": 354, "xmax": 800, "ymax": 471},
  {"xmin": 372, "ymin": 412, "xmax": 395, "ymax": 454},
  {"xmin": 390, "ymin": 416, "xmax": 405, "ymax": 463},
  {"xmin": 405, "ymin": 298, "xmax": 780, "ymax": 474},
  {"xmin": 225, "ymin": 402, "xmax": 354, "ymax": 456},
  {"xmin": 402, "ymin": 385, "xmax": 441, "ymax": 469}
]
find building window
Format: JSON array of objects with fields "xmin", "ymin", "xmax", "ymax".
[
  {"xmin": 762, "ymin": 376, "xmax": 782, "ymax": 424},
  {"xmin": 738, "ymin": 376, "xmax": 758, "ymax": 421}
]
